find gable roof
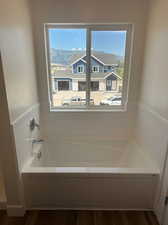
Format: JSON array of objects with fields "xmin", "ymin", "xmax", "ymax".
[
  {"xmin": 104, "ymin": 72, "xmax": 122, "ymax": 80},
  {"xmin": 69, "ymin": 54, "xmax": 85, "ymax": 65},
  {"xmin": 69, "ymin": 51, "xmax": 121, "ymax": 66},
  {"xmin": 93, "ymin": 52, "xmax": 120, "ymax": 65}
]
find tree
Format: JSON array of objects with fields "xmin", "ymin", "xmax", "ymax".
[{"xmin": 116, "ymin": 60, "xmax": 124, "ymax": 78}]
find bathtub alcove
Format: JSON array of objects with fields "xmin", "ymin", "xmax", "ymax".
[{"xmin": 22, "ymin": 140, "xmax": 159, "ymax": 210}]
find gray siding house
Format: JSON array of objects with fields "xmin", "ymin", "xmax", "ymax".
[{"xmin": 51, "ymin": 52, "xmax": 122, "ymax": 92}]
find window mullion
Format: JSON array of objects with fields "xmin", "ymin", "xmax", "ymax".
[{"xmin": 86, "ymin": 28, "xmax": 91, "ymax": 107}]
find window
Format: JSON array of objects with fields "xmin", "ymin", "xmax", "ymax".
[
  {"xmin": 104, "ymin": 66, "xmax": 108, "ymax": 72},
  {"xmin": 91, "ymin": 81, "xmax": 99, "ymax": 91},
  {"xmin": 78, "ymin": 81, "xmax": 86, "ymax": 91},
  {"xmin": 58, "ymin": 81, "xmax": 69, "ymax": 91},
  {"xmin": 46, "ymin": 24, "xmax": 132, "ymax": 110},
  {"xmin": 78, "ymin": 81, "xmax": 99, "ymax": 91},
  {"xmin": 77, "ymin": 65, "xmax": 84, "ymax": 73},
  {"xmin": 92, "ymin": 66, "xmax": 99, "ymax": 73}
]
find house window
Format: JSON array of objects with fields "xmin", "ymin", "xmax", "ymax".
[
  {"xmin": 91, "ymin": 81, "xmax": 99, "ymax": 91},
  {"xmin": 92, "ymin": 66, "xmax": 99, "ymax": 73},
  {"xmin": 78, "ymin": 81, "xmax": 86, "ymax": 91},
  {"xmin": 77, "ymin": 65, "xmax": 84, "ymax": 73},
  {"xmin": 104, "ymin": 66, "xmax": 108, "ymax": 72},
  {"xmin": 78, "ymin": 81, "xmax": 99, "ymax": 91},
  {"xmin": 46, "ymin": 24, "xmax": 132, "ymax": 110},
  {"xmin": 58, "ymin": 81, "xmax": 69, "ymax": 91}
]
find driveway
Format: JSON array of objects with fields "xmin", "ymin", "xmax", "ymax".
[{"xmin": 52, "ymin": 91, "xmax": 121, "ymax": 107}]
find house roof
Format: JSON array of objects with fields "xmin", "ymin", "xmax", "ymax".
[
  {"xmin": 51, "ymin": 63, "xmax": 65, "ymax": 66},
  {"xmin": 69, "ymin": 51, "xmax": 121, "ymax": 66},
  {"xmin": 52, "ymin": 69, "xmax": 122, "ymax": 80}
]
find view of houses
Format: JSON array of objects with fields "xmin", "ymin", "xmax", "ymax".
[{"xmin": 50, "ymin": 50, "xmax": 124, "ymax": 107}]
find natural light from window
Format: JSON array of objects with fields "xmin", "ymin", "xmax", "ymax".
[{"xmin": 46, "ymin": 24, "xmax": 131, "ymax": 110}]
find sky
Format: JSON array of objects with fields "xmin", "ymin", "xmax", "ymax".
[{"xmin": 49, "ymin": 29, "xmax": 126, "ymax": 56}]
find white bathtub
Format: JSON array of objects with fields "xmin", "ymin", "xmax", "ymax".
[{"xmin": 22, "ymin": 141, "xmax": 160, "ymax": 210}]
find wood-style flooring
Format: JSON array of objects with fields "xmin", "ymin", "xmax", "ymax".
[{"xmin": 0, "ymin": 210, "xmax": 160, "ymax": 225}]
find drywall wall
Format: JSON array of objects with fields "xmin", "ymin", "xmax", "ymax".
[
  {"xmin": 138, "ymin": 0, "xmax": 168, "ymax": 119},
  {"xmin": 135, "ymin": 0, "xmax": 168, "ymax": 222},
  {"xmin": 0, "ymin": 54, "xmax": 24, "ymax": 215},
  {"xmin": 30, "ymin": 0, "xmax": 148, "ymax": 106},
  {"xmin": 12, "ymin": 105, "xmax": 40, "ymax": 171},
  {"xmin": 29, "ymin": 0, "xmax": 149, "ymax": 153},
  {"xmin": 136, "ymin": 0, "xmax": 168, "ymax": 169},
  {"xmin": 0, "ymin": 0, "xmax": 38, "ymax": 123},
  {"xmin": 0, "ymin": 0, "xmax": 38, "ymax": 215}
]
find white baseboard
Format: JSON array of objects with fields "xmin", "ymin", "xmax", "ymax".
[{"xmin": 7, "ymin": 205, "xmax": 25, "ymax": 217}]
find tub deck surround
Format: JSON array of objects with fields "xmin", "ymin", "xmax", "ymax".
[
  {"xmin": 22, "ymin": 166, "xmax": 159, "ymax": 175},
  {"xmin": 6, "ymin": 104, "xmax": 40, "ymax": 215},
  {"xmin": 23, "ymin": 173, "xmax": 158, "ymax": 210},
  {"xmin": 22, "ymin": 141, "xmax": 159, "ymax": 210},
  {"xmin": 12, "ymin": 103, "xmax": 40, "ymax": 172},
  {"xmin": 22, "ymin": 140, "xmax": 159, "ymax": 173}
]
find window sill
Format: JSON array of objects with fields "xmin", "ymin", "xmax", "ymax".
[{"xmin": 50, "ymin": 105, "xmax": 127, "ymax": 112}]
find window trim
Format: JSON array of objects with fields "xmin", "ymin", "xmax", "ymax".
[
  {"xmin": 77, "ymin": 65, "xmax": 84, "ymax": 73},
  {"xmin": 44, "ymin": 23, "xmax": 133, "ymax": 112},
  {"xmin": 57, "ymin": 80, "xmax": 70, "ymax": 91},
  {"xmin": 92, "ymin": 66, "xmax": 99, "ymax": 73}
]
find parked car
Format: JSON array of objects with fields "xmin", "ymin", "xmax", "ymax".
[
  {"xmin": 62, "ymin": 96, "xmax": 94, "ymax": 106},
  {"xmin": 100, "ymin": 96, "xmax": 122, "ymax": 106}
]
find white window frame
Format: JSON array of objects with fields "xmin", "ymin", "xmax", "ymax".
[
  {"xmin": 92, "ymin": 66, "xmax": 99, "ymax": 73},
  {"xmin": 45, "ymin": 23, "xmax": 133, "ymax": 112},
  {"xmin": 77, "ymin": 65, "xmax": 84, "ymax": 73}
]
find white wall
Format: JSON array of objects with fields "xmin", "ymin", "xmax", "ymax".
[
  {"xmin": 0, "ymin": 0, "xmax": 38, "ymax": 123},
  {"xmin": 135, "ymin": 0, "xmax": 168, "ymax": 222},
  {"xmin": 138, "ymin": 0, "xmax": 168, "ymax": 119},
  {"xmin": 136, "ymin": 0, "xmax": 168, "ymax": 173},
  {"xmin": 29, "ymin": 0, "xmax": 149, "ymax": 156},
  {"xmin": 0, "ymin": 54, "xmax": 23, "ymax": 215},
  {"xmin": 12, "ymin": 105, "xmax": 40, "ymax": 172},
  {"xmin": 0, "ymin": 0, "xmax": 39, "ymax": 215}
]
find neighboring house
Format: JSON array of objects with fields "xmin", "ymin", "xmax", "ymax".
[{"xmin": 51, "ymin": 52, "xmax": 122, "ymax": 92}]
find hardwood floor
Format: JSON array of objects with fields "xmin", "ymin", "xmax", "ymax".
[{"xmin": 0, "ymin": 210, "xmax": 160, "ymax": 225}]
